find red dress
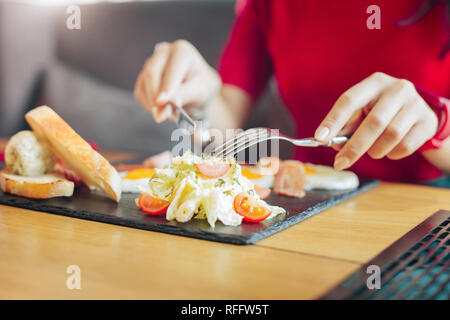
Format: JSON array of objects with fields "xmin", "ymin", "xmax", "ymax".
[{"xmin": 218, "ymin": 0, "xmax": 450, "ymax": 182}]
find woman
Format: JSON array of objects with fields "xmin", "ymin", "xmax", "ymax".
[{"xmin": 134, "ymin": 0, "xmax": 450, "ymax": 185}]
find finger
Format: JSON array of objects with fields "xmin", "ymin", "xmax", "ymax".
[
  {"xmin": 334, "ymin": 79, "xmax": 410, "ymax": 170},
  {"xmin": 142, "ymin": 42, "xmax": 171, "ymax": 105},
  {"xmin": 171, "ymin": 75, "xmax": 208, "ymax": 108},
  {"xmin": 157, "ymin": 40, "xmax": 193, "ymax": 106},
  {"xmin": 367, "ymin": 102, "xmax": 419, "ymax": 159},
  {"xmin": 387, "ymin": 113, "xmax": 438, "ymax": 160},
  {"xmin": 156, "ymin": 97, "xmax": 182, "ymax": 123},
  {"xmin": 315, "ymin": 72, "xmax": 396, "ymax": 142},
  {"xmin": 133, "ymin": 70, "xmax": 144, "ymax": 101},
  {"xmin": 331, "ymin": 110, "xmax": 365, "ymax": 152},
  {"xmin": 387, "ymin": 122, "xmax": 432, "ymax": 160},
  {"xmin": 153, "ymin": 104, "xmax": 174, "ymax": 123},
  {"xmin": 134, "ymin": 72, "xmax": 154, "ymax": 114},
  {"xmin": 331, "ymin": 144, "xmax": 344, "ymax": 152},
  {"xmin": 337, "ymin": 109, "xmax": 365, "ymax": 136},
  {"xmin": 136, "ymin": 70, "xmax": 173, "ymax": 123}
]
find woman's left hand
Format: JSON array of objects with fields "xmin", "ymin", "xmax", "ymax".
[{"xmin": 314, "ymin": 72, "xmax": 439, "ymax": 170}]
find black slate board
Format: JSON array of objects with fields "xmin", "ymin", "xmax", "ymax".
[{"xmin": 0, "ymin": 177, "xmax": 379, "ymax": 244}]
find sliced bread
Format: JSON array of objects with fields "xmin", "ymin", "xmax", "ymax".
[
  {"xmin": 0, "ymin": 168, "xmax": 74, "ymax": 199},
  {"xmin": 25, "ymin": 106, "xmax": 121, "ymax": 202}
]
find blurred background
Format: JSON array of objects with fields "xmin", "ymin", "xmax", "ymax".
[{"xmin": 0, "ymin": 0, "xmax": 294, "ymax": 157}]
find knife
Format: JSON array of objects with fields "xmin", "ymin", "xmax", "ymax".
[{"xmin": 172, "ymin": 103, "xmax": 196, "ymax": 135}]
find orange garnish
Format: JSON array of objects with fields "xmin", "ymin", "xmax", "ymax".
[
  {"xmin": 241, "ymin": 167, "xmax": 264, "ymax": 180},
  {"xmin": 305, "ymin": 166, "xmax": 316, "ymax": 174},
  {"xmin": 124, "ymin": 168, "xmax": 155, "ymax": 180}
]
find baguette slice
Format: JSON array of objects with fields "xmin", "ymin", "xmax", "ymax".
[
  {"xmin": 25, "ymin": 106, "xmax": 121, "ymax": 202},
  {"xmin": 0, "ymin": 168, "xmax": 74, "ymax": 199}
]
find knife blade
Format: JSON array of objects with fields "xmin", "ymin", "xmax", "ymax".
[{"xmin": 172, "ymin": 103, "xmax": 196, "ymax": 135}]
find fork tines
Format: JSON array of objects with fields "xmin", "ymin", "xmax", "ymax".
[{"xmin": 213, "ymin": 128, "xmax": 271, "ymax": 158}]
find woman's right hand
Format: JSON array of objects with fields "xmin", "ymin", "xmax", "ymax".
[{"xmin": 134, "ymin": 40, "xmax": 221, "ymax": 123}]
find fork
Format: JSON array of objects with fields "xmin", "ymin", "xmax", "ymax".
[{"xmin": 213, "ymin": 127, "xmax": 350, "ymax": 158}]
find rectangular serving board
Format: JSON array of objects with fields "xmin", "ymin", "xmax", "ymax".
[{"xmin": 0, "ymin": 178, "xmax": 378, "ymax": 245}]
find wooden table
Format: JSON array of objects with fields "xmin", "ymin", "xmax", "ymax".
[{"xmin": 1, "ymin": 138, "xmax": 449, "ymax": 299}]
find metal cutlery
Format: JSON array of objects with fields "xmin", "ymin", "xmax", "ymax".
[{"xmin": 213, "ymin": 127, "xmax": 350, "ymax": 158}]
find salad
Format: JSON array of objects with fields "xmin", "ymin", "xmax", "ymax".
[{"xmin": 136, "ymin": 152, "xmax": 285, "ymax": 227}]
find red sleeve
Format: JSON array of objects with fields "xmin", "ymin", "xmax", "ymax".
[
  {"xmin": 218, "ymin": 0, "xmax": 272, "ymax": 100},
  {"xmin": 415, "ymin": 84, "xmax": 450, "ymax": 151}
]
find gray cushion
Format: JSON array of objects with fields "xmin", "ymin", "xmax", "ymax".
[
  {"xmin": 55, "ymin": 0, "xmax": 236, "ymax": 91},
  {"xmin": 0, "ymin": 2, "xmax": 56, "ymax": 136},
  {"xmin": 41, "ymin": 60, "xmax": 177, "ymax": 155}
]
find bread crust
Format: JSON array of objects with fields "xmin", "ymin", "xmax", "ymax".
[
  {"xmin": 25, "ymin": 106, "xmax": 121, "ymax": 202},
  {"xmin": 0, "ymin": 168, "xmax": 74, "ymax": 199}
]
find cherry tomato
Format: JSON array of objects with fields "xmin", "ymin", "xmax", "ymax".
[
  {"xmin": 195, "ymin": 161, "xmax": 231, "ymax": 178},
  {"xmin": 254, "ymin": 184, "xmax": 271, "ymax": 200},
  {"xmin": 138, "ymin": 193, "xmax": 170, "ymax": 215},
  {"xmin": 233, "ymin": 192, "xmax": 272, "ymax": 222}
]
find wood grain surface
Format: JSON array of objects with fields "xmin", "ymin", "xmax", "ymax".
[
  {"xmin": 1, "ymin": 181, "xmax": 448, "ymax": 299},
  {"xmin": 0, "ymin": 205, "xmax": 360, "ymax": 299},
  {"xmin": 1, "ymin": 141, "xmax": 449, "ymax": 299}
]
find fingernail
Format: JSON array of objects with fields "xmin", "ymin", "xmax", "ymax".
[
  {"xmin": 334, "ymin": 156, "xmax": 350, "ymax": 170},
  {"xmin": 153, "ymin": 112, "xmax": 163, "ymax": 123},
  {"xmin": 315, "ymin": 127, "xmax": 330, "ymax": 141},
  {"xmin": 160, "ymin": 105, "xmax": 173, "ymax": 119},
  {"xmin": 157, "ymin": 91, "xmax": 169, "ymax": 103},
  {"xmin": 154, "ymin": 105, "xmax": 172, "ymax": 123}
]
